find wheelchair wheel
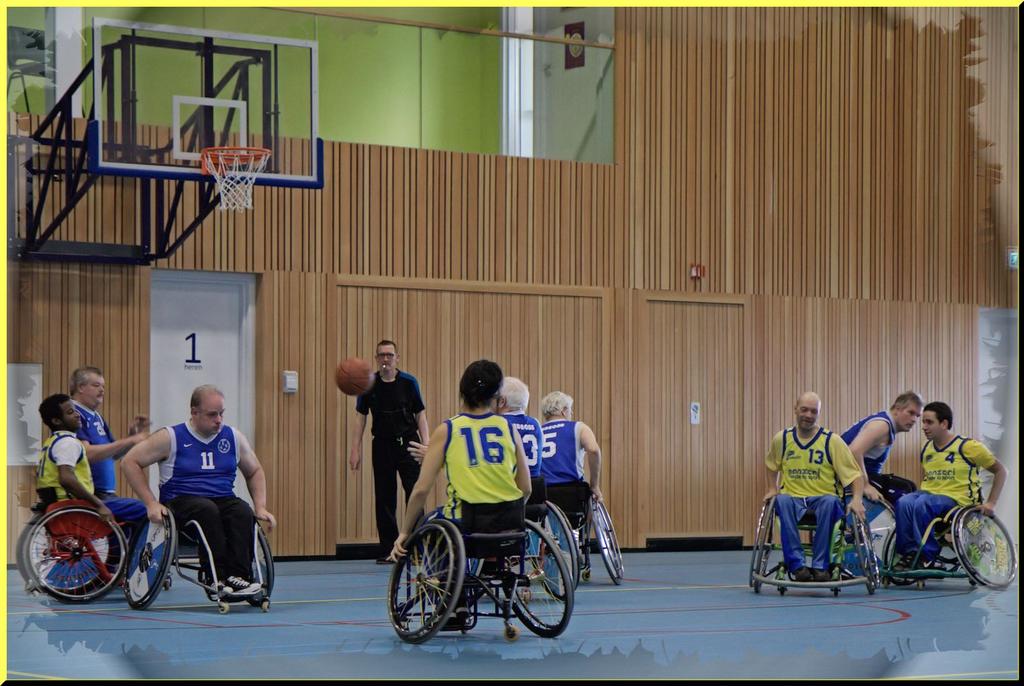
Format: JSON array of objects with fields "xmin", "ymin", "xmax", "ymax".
[
  {"xmin": 544, "ymin": 502, "xmax": 581, "ymax": 589},
  {"xmin": 842, "ymin": 499, "xmax": 894, "ymax": 578},
  {"xmin": 952, "ymin": 508, "xmax": 1017, "ymax": 589},
  {"xmin": 513, "ymin": 520, "xmax": 575, "ymax": 638},
  {"xmin": 125, "ymin": 515, "xmax": 176, "ymax": 610},
  {"xmin": 16, "ymin": 513, "xmax": 44, "ymax": 589},
  {"xmin": 880, "ymin": 529, "xmax": 914, "ymax": 586},
  {"xmin": 576, "ymin": 519, "xmax": 592, "ymax": 582},
  {"xmin": 248, "ymin": 526, "xmax": 275, "ymax": 609},
  {"xmin": 866, "ymin": 500, "xmax": 896, "ymax": 563},
  {"xmin": 387, "ymin": 519, "xmax": 465, "ymax": 644},
  {"xmin": 749, "ymin": 497, "xmax": 775, "ymax": 592},
  {"xmin": 850, "ymin": 514, "xmax": 880, "ymax": 594},
  {"xmin": 26, "ymin": 507, "xmax": 128, "ymax": 603},
  {"xmin": 592, "ymin": 498, "xmax": 624, "ymax": 584}
]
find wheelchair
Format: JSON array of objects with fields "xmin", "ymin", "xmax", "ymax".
[
  {"xmin": 16, "ymin": 499, "xmax": 130, "ymax": 603},
  {"xmin": 546, "ymin": 481, "xmax": 624, "ymax": 584},
  {"xmin": 867, "ymin": 472, "xmax": 917, "ymax": 510},
  {"xmin": 386, "ymin": 501, "xmax": 575, "ymax": 644},
  {"xmin": 881, "ymin": 505, "xmax": 1017, "ymax": 590},
  {"xmin": 123, "ymin": 513, "xmax": 274, "ymax": 613},
  {"xmin": 841, "ymin": 497, "xmax": 896, "ymax": 578},
  {"xmin": 749, "ymin": 495, "xmax": 880, "ymax": 596},
  {"xmin": 525, "ymin": 477, "xmax": 582, "ymax": 588}
]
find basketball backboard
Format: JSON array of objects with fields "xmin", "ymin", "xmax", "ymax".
[{"xmin": 89, "ymin": 18, "xmax": 322, "ymax": 188}]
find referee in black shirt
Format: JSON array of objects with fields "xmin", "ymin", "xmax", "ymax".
[{"xmin": 348, "ymin": 340, "xmax": 430, "ymax": 564}]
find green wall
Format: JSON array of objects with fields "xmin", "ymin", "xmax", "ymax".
[
  {"xmin": 7, "ymin": 7, "xmax": 50, "ymax": 114},
  {"xmin": 9, "ymin": 7, "xmax": 501, "ymax": 153}
]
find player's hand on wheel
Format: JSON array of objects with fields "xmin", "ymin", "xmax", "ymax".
[
  {"xmin": 389, "ymin": 534, "xmax": 409, "ymax": 561},
  {"xmin": 256, "ymin": 509, "xmax": 277, "ymax": 530},
  {"xmin": 146, "ymin": 502, "xmax": 169, "ymax": 524},
  {"xmin": 863, "ymin": 484, "xmax": 883, "ymax": 502}
]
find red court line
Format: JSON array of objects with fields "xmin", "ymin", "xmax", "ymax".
[
  {"xmin": 65, "ymin": 610, "xmax": 222, "ymax": 628},
  {"xmin": 56, "ymin": 609, "xmax": 298, "ymax": 630},
  {"xmin": 572, "ymin": 599, "xmax": 913, "ymax": 619},
  {"xmin": 308, "ymin": 619, "xmax": 392, "ymax": 629},
  {"xmin": 584, "ymin": 604, "xmax": 912, "ymax": 635}
]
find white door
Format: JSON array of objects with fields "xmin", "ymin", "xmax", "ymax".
[{"xmin": 150, "ymin": 270, "xmax": 255, "ymax": 503}]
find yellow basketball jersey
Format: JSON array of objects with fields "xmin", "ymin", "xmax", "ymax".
[
  {"xmin": 765, "ymin": 427, "xmax": 860, "ymax": 498},
  {"xmin": 442, "ymin": 412, "xmax": 523, "ymax": 519},
  {"xmin": 36, "ymin": 431, "xmax": 94, "ymax": 500},
  {"xmin": 920, "ymin": 436, "xmax": 996, "ymax": 506}
]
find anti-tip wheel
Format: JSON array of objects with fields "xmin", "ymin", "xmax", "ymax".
[{"xmin": 503, "ymin": 624, "xmax": 520, "ymax": 642}]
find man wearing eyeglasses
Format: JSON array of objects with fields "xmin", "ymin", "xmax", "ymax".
[{"xmin": 348, "ymin": 340, "xmax": 430, "ymax": 564}]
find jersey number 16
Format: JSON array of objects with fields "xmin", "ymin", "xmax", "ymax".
[{"xmin": 459, "ymin": 427, "xmax": 506, "ymax": 467}]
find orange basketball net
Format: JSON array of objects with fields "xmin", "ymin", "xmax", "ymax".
[{"xmin": 200, "ymin": 146, "xmax": 271, "ymax": 211}]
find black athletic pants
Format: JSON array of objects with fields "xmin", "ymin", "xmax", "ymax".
[
  {"xmin": 372, "ymin": 434, "xmax": 422, "ymax": 556},
  {"xmin": 166, "ymin": 495, "xmax": 255, "ymax": 580}
]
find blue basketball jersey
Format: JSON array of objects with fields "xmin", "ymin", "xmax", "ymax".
[
  {"xmin": 505, "ymin": 412, "xmax": 545, "ymax": 478},
  {"xmin": 540, "ymin": 420, "xmax": 585, "ymax": 485},
  {"xmin": 73, "ymin": 401, "xmax": 117, "ymax": 492},
  {"xmin": 159, "ymin": 423, "xmax": 239, "ymax": 502},
  {"xmin": 841, "ymin": 411, "xmax": 895, "ymax": 475}
]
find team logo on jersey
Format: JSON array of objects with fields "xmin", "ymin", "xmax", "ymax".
[
  {"xmin": 217, "ymin": 438, "xmax": 231, "ymax": 454},
  {"xmin": 95, "ymin": 421, "xmax": 107, "ymax": 437}
]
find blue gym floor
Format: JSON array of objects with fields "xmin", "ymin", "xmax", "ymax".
[{"xmin": 6, "ymin": 551, "xmax": 1018, "ymax": 680}]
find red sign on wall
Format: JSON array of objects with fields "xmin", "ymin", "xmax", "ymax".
[{"xmin": 565, "ymin": 22, "xmax": 585, "ymax": 70}]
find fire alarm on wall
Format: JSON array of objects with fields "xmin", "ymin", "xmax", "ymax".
[{"xmin": 689, "ymin": 264, "xmax": 706, "ymax": 280}]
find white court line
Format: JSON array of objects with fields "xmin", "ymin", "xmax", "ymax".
[
  {"xmin": 6, "ymin": 670, "xmax": 68, "ymax": 680},
  {"xmin": 894, "ymin": 670, "xmax": 1018, "ymax": 680},
  {"xmin": 6, "ymin": 582, "xmax": 750, "ymax": 615}
]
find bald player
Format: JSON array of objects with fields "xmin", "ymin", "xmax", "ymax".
[{"xmin": 765, "ymin": 392, "xmax": 865, "ymax": 583}]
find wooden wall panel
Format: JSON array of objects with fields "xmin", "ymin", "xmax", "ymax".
[
  {"xmin": 9, "ymin": 8, "xmax": 1015, "ymax": 308},
  {"xmin": 333, "ymin": 278, "xmax": 606, "ymax": 546},
  {"xmin": 644, "ymin": 298, "xmax": 745, "ymax": 539},
  {"xmin": 7, "ymin": 7, "xmax": 1007, "ymax": 557},
  {"xmin": 6, "ymin": 263, "xmax": 150, "ymax": 558},
  {"xmin": 253, "ymin": 271, "xmax": 337, "ymax": 556},
  {"xmin": 616, "ymin": 292, "xmax": 978, "ymax": 547},
  {"xmin": 740, "ymin": 294, "xmax": 979, "ymax": 541},
  {"xmin": 4, "ymin": 265, "xmax": 982, "ymax": 554},
  {"xmin": 615, "ymin": 7, "xmax": 1016, "ymax": 307}
]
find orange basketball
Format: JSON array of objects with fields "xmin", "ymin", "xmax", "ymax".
[{"xmin": 336, "ymin": 357, "xmax": 375, "ymax": 396}]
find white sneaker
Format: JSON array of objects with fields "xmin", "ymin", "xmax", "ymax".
[{"xmin": 223, "ymin": 576, "xmax": 261, "ymax": 595}]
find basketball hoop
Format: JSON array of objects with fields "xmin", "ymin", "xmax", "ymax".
[{"xmin": 200, "ymin": 147, "xmax": 271, "ymax": 211}]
